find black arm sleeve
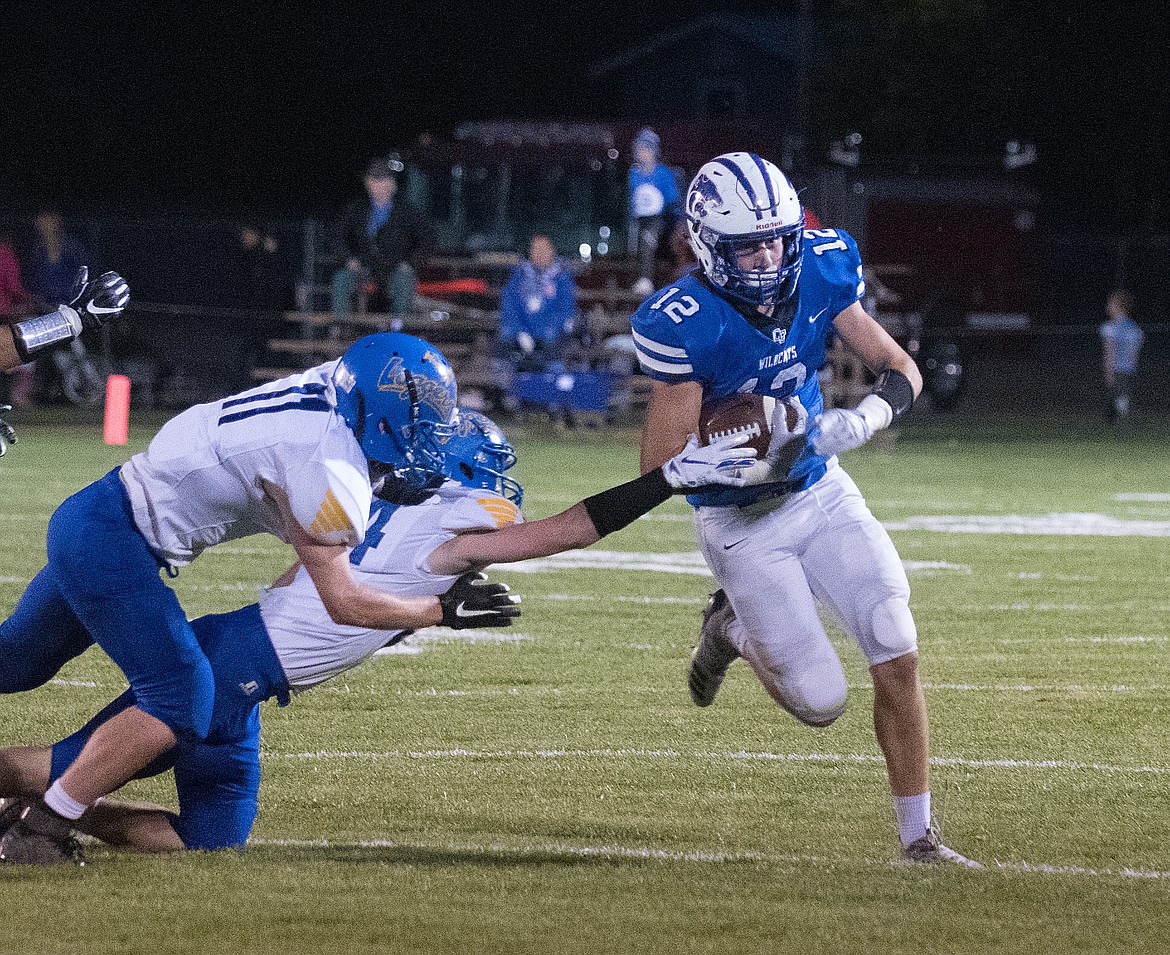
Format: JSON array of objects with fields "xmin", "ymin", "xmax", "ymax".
[
  {"xmin": 873, "ymin": 368, "xmax": 915, "ymax": 417},
  {"xmin": 582, "ymin": 468, "xmax": 673, "ymax": 539}
]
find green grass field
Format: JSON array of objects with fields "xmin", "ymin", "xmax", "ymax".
[{"xmin": 1, "ymin": 415, "xmax": 1168, "ymax": 954}]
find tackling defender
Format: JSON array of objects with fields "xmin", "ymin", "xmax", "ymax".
[
  {"xmin": 0, "ymin": 411, "xmax": 755, "ymax": 856},
  {"xmin": 632, "ymin": 151, "xmax": 977, "ymax": 865},
  {"xmin": 0, "ymin": 333, "xmax": 527, "ymax": 864}
]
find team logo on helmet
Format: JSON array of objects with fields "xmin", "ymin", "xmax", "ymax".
[
  {"xmin": 377, "ymin": 353, "xmax": 457, "ymax": 422},
  {"xmin": 687, "ymin": 173, "xmax": 723, "ymax": 219}
]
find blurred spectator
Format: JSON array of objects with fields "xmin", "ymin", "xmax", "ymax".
[
  {"xmin": 25, "ymin": 211, "xmax": 88, "ymax": 305},
  {"xmin": 228, "ymin": 221, "xmax": 290, "ymax": 390},
  {"xmin": 330, "ymin": 156, "xmax": 433, "ymax": 326},
  {"xmin": 0, "ymin": 235, "xmax": 34, "ymax": 318},
  {"xmin": 627, "ymin": 128, "xmax": 680, "ymax": 296},
  {"xmin": 0, "ymin": 233, "xmax": 38, "ymax": 409},
  {"xmin": 493, "ymin": 236, "xmax": 578, "ymax": 380},
  {"xmin": 230, "ymin": 221, "xmax": 287, "ymax": 311},
  {"xmin": 22, "ymin": 211, "xmax": 95, "ymax": 406},
  {"xmin": 1100, "ymin": 289, "xmax": 1144, "ymax": 424}
]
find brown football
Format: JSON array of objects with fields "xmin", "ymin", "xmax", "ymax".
[{"xmin": 699, "ymin": 393, "xmax": 796, "ymax": 456}]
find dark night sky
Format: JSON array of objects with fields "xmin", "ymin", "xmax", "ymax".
[
  {"xmin": 3, "ymin": 1, "xmax": 1169, "ymax": 227},
  {"xmin": 3, "ymin": 0, "xmax": 721, "ymax": 213}
]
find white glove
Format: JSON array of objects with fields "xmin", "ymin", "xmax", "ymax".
[
  {"xmin": 662, "ymin": 432, "xmax": 759, "ymax": 489},
  {"xmin": 809, "ymin": 394, "xmax": 894, "ymax": 457},
  {"xmin": 515, "ymin": 331, "xmax": 536, "ymax": 355},
  {"xmin": 732, "ymin": 397, "xmax": 810, "ymax": 486}
]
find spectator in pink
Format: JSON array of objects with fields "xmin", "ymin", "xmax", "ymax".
[{"xmin": 0, "ymin": 234, "xmax": 37, "ymax": 409}]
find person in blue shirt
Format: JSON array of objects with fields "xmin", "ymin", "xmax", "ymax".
[
  {"xmin": 1100, "ymin": 289, "xmax": 1144, "ymax": 423},
  {"xmin": 632, "ymin": 151, "xmax": 977, "ymax": 867},
  {"xmin": 496, "ymin": 235, "xmax": 578, "ymax": 371},
  {"xmin": 628, "ymin": 128, "xmax": 681, "ymax": 296},
  {"xmin": 25, "ymin": 211, "xmax": 88, "ymax": 306}
]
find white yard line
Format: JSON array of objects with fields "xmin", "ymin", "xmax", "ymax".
[
  {"xmin": 544, "ymin": 593, "xmax": 707, "ymax": 605},
  {"xmin": 247, "ymin": 835, "xmax": 1169, "ymax": 881},
  {"xmin": 884, "ymin": 512, "xmax": 1170, "ymax": 536},
  {"xmin": 263, "ymin": 747, "xmax": 1170, "ymax": 776}
]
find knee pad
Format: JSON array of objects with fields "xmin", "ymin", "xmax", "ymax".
[
  {"xmin": 779, "ymin": 681, "xmax": 847, "ymax": 728},
  {"xmin": 869, "ymin": 595, "xmax": 918, "ymax": 662},
  {"xmin": 768, "ymin": 662, "xmax": 847, "ymax": 728},
  {"xmin": 744, "ymin": 640, "xmax": 848, "ymax": 728}
]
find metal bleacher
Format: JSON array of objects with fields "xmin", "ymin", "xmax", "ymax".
[{"xmin": 254, "ymin": 247, "xmax": 656, "ymax": 419}]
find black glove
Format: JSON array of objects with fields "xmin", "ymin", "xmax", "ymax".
[
  {"xmin": 0, "ymin": 405, "xmax": 15, "ymax": 457},
  {"xmin": 65, "ymin": 267, "xmax": 131, "ymax": 332},
  {"xmin": 438, "ymin": 571, "xmax": 521, "ymax": 629}
]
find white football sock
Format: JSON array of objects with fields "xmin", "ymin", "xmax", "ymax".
[
  {"xmin": 892, "ymin": 791, "xmax": 931, "ymax": 846},
  {"xmin": 44, "ymin": 780, "xmax": 89, "ymax": 821}
]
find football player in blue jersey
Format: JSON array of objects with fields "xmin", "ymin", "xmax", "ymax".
[
  {"xmin": 0, "ymin": 413, "xmax": 754, "ymax": 856},
  {"xmin": 632, "ymin": 151, "xmax": 977, "ymax": 866}
]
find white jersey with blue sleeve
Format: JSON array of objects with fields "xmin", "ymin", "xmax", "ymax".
[
  {"xmin": 631, "ymin": 228, "xmax": 866, "ymax": 507},
  {"xmin": 259, "ymin": 483, "xmax": 522, "ymax": 691},
  {"xmin": 119, "ymin": 362, "xmax": 372, "ymax": 566}
]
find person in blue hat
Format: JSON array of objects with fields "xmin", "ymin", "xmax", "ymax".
[{"xmin": 627, "ymin": 128, "xmax": 681, "ymax": 297}]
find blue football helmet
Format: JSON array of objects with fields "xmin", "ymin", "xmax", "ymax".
[
  {"xmin": 685, "ymin": 152, "xmax": 804, "ymax": 308},
  {"xmin": 443, "ymin": 410, "xmax": 523, "ymax": 506},
  {"xmin": 332, "ymin": 332, "xmax": 458, "ymax": 504}
]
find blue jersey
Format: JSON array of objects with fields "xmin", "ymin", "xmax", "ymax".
[
  {"xmin": 628, "ymin": 164, "xmax": 680, "ymax": 219},
  {"xmin": 631, "ymin": 228, "xmax": 866, "ymax": 507},
  {"xmin": 1100, "ymin": 316, "xmax": 1144, "ymax": 374}
]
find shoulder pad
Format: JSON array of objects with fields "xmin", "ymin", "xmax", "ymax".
[
  {"xmin": 287, "ymin": 457, "xmax": 371, "ymax": 546},
  {"xmin": 439, "ymin": 488, "xmax": 522, "ymax": 533}
]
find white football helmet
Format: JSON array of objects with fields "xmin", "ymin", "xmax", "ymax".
[{"xmin": 685, "ymin": 152, "xmax": 804, "ymax": 308}]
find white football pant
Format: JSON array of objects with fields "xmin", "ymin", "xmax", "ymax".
[{"xmin": 694, "ymin": 461, "xmax": 917, "ymax": 726}]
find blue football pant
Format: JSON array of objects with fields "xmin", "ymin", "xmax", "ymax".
[
  {"xmin": 0, "ymin": 469, "xmax": 214, "ymax": 740},
  {"xmin": 50, "ymin": 690, "xmax": 261, "ymax": 851}
]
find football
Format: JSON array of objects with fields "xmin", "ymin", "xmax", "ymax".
[{"xmin": 698, "ymin": 393, "xmax": 798, "ymax": 456}]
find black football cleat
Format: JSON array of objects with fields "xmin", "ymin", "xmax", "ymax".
[
  {"xmin": 688, "ymin": 589, "xmax": 740, "ymax": 707},
  {"xmin": 0, "ymin": 797, "xmax": 28, "ymax": 840},
  {"xmin": 0, "ymin": 801, "xmax": 85, "ymax": 866}
]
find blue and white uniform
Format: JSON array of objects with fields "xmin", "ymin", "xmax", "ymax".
[
  {"xmin": 633, "ymin": 230, "xmax": 917, "ymax": 725},
  {"xmin": 48, "ymin": 485, "xmax": 521, "ymax": 850},
  {"xmin": 0, "ymin": 363, "xmax": 373, "ymax": 742}
]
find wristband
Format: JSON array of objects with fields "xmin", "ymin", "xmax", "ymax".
[
  {"xmin": 582, "ymin": 468, "xmax": 673, "ymax": 539},
  {"xmin": 872, "ymin": 368, "xmax": 915, "ymax": 417}
]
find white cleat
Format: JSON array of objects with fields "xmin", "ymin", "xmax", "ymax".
[{"xmin": 901, "ymin": 823, "xmax": 982, "ymax": 869}]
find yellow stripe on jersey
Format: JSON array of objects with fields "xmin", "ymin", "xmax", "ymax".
[
  {"xmin": 477, "ymin": 497, "xmax": 519, "ymax": 529},
  {"xmin": 309, "ymin": 489, "xmax": 354, "ymax": 537}
]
